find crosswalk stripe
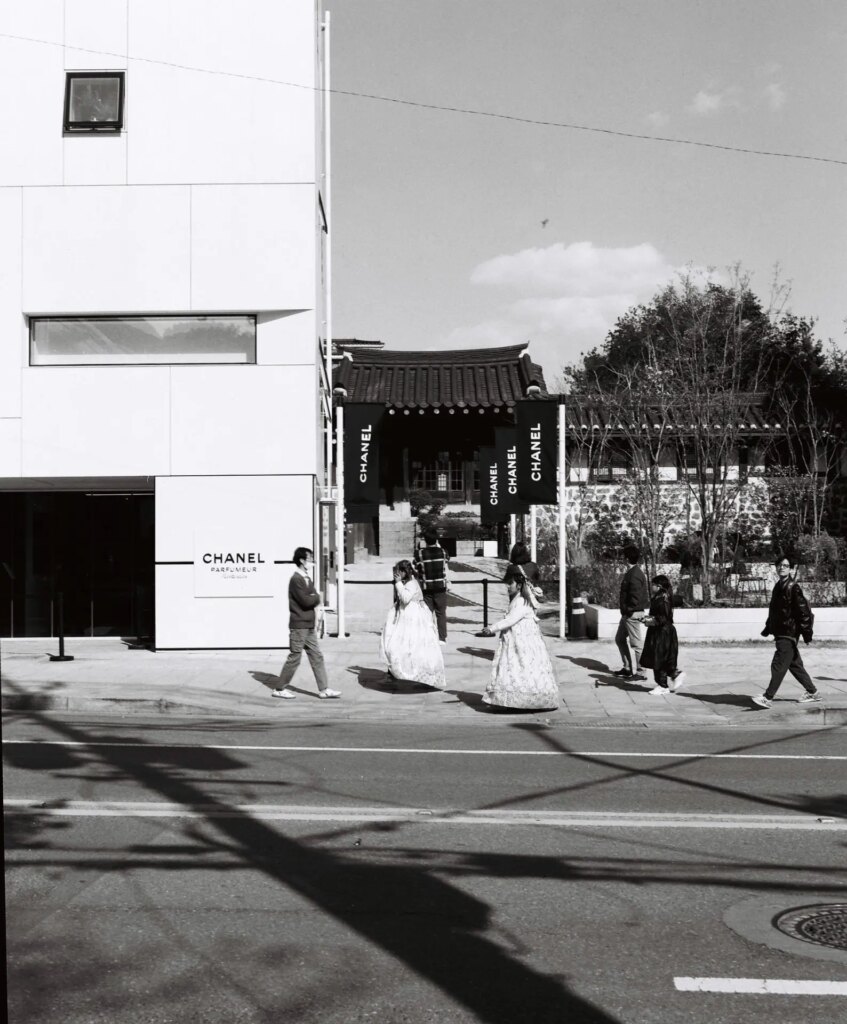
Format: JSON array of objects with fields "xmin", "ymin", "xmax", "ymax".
[{"xmin": 675, "ymin": 978, "xmax": 847, "ymax": 995}]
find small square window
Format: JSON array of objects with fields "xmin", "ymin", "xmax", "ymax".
[{"xmin": 64, "ymin": 72, "xmax": 125, "ymax": 133}]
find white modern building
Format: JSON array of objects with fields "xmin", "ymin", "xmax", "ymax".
[{"xmin": 0, "ymin": 1, "xmax": 332, "ymax": 648}]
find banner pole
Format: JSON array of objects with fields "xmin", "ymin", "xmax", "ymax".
[
  {"xmin": 558, "ymin": 399, "xmax": 567, "ymax": 640},
  {"xmin": 336, "ymin": 400, "xmax": 345, "ymax": 637},
  {"xmin": 530, "ymin": 505, "xmax": 537, "ymax": 562}
]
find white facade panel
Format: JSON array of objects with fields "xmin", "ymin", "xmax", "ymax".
[
  {"xmin": 21, "ymin": 367, "xmax": 170, "ymax": 476},
  {"xmin": 127, "ymin": 63, "xmax": 315, "ymax": 186},
  {"xmin": 63, "ymin": 133, "xmax": 128, "ymax": 185},
  {"xmin": 156, "ymin": 565, "xmax": 290, "ymax": 647},
  {"xmin": 169, "ymin": 364, "xmax": 318, "ymax": 476},
  {"xmin": 156, "ymin": 474, "xmax": 313, "ymax": 560},
  {"xmin": 155, "ymin": 473, "xmax": 315, "ymax": 647},
  {"xmin": 0, "ymin": 189, "xmax": 24, "ymax": 418},
  {"xmin": 0, "ymin": 6, "xmax": 64, "ymax": 186},
  {"xmin": 22, "ymin": 186, "xmax": 191, "ymax": 313},
  {"xmin": 128, "ymin": 0, "xmax": 315, "ymax": 83},
  {"xmin": 126, "ymin": 0, "xmax": 315, "ymax": 185},
  {"xmin": 65, "ymin": 0, "xmax": 129, "ymax": 69},
  {"xmin": 257, "ymin": 310, "xmax": 317, "ymax": 366},
  {"xmin": 190, "ymin": 185, "xmax": 316, "ymax": 311},
  {"xmin": 0, "ymin": 419, "xmax": 22, "ymax": 475}
]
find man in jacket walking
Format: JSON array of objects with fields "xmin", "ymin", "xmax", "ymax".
[
  {"xmin": 614, "ymin": 544, "xmax": 649, "ymax": 680},
  {"xmin": 272, "ymin": 546, "xmax": 341, "ymax": 700},
  {"xmin": 414, "ymin": 530, "xmax": 450, "ymax": 644},
  {"xmin": 753, "ymin": 555, "xmax": 820, "ymax": 709}
]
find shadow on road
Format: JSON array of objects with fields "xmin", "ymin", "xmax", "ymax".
[{"xmin": 4, "ymin": 707, "xmax": 620, "ymax": 1024}]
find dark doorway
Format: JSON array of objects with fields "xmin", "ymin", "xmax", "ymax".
[{"xmin": 0, "ymin": 492, "xmax": 154, "ymax": 638}]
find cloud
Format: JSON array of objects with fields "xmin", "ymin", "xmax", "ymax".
[
  {"xmin": 446, "ymin": 242, "xmax": 714, "ymax": 378},
  {"xmin": 763, "ymin": 82, "xmax": 786, "ymax": 110},
  {"xmin": 687, "ymin": 89, "xmax": 724, "ymax": 115},
  {"xmin": 645, "ymin": 110, "xmax": 670, "ymax": 129}
]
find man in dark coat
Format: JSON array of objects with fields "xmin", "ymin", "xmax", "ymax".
[
  {"xmin": 414, "ymin": 530, "xmax": 450, "ymax": 644},
  {"xmin": 753, "ymin": 555, "xmax": 820, "ymax": 709},
  {"xmin": 272, "ymin": 546, "xmax": 341, "ymax": 700},
  {"xmin": 614, "ymin": 544, "xmax": 649, "ymax": 680}
]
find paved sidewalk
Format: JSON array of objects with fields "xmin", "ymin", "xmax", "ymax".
[{"xmin": 2, "ymin": 631, "xmax": 845, "ymax": 728}]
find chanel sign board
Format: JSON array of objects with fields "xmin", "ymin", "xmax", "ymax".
[{"xmin": 194, "ymin": 534, "xmax": 274, "ymax": 597}]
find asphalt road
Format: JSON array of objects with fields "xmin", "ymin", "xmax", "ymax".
[{"xmin": 4, "ymin": 712, "xmax": 847, "ymax": 1024}]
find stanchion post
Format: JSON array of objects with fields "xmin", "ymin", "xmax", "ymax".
[
  {"xmin": 558, "ymin": 398, "xmax": 567, "ymax": 640},
  {"xmin": 482, "ymin": 577, "xmax": 489, "ymax": 628},
  {"xmin": 49, "ymin": 592, "xmax": 74, "ymax": 662}
]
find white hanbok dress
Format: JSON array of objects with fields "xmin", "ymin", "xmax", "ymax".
[
  {"xmin": 483, "ymin": 595, "xmax": 559, "ymax": 709},
  {"xmin": 380, "ymin": 578, "xmax": 446, "ymax": 689}
]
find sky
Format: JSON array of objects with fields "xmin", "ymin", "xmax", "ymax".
[{"xmin": 330, "ymin": 0, "xmax": 847, "ymax": 384}]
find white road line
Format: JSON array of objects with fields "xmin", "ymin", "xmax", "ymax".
[
  {"xmin": 675, "ymin": 978, "xmax": 847, "ymax": 995},
  {"xmin": 4, "ymin": 801, "xmax": 846, "ymax": 828},
  {"xmin": 2, "ymin": 740, "xmax": 845, "ymax": 760}
]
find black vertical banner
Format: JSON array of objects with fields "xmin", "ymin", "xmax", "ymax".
[
  {"xmin": 516, "ymin": 400, "xmax": 558, "ymax": 503},
  {"xmin": 495, "ymin": 427, "xmax": 530, "ymax": 514},
  {"xmin": 344, "ymin": 404, "xmax": 384, "ymax": 519},
  {"xmin": 479, "ymin": 446, "xmax": 507, "ymax": 524}
]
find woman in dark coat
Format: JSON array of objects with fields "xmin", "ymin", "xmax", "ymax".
[
  {"xmin": 639, "ymin": 575, "xmax": 686, "ymax": 694},
  {"xmin": 506, "ymin": 541, "xmax": 539, "ymax": 586}
]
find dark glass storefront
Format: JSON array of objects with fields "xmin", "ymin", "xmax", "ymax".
[{"xmin": 0, "ymin": 492, "xmax": 154, "ymax": 638}]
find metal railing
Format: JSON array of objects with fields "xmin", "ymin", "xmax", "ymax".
[{"xmin": 344, "ymin": 577, "xmax": 562, "ymax": 630}]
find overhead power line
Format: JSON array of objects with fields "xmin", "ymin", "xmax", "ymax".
[{"xmin": 2, "ymin": 30, "xmax": 845, "ymax": 167}]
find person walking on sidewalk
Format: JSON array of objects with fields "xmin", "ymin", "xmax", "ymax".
[
  {"xmin": 414, "ymin": 530, "xmax": 450, "ymax": 645},
  {"xmin": 272, "ymin": 547, "xmax": 341, "ymax": 700},
  {"xmin": 614, "ymin": 545, "xmax": 649, "ymax": 681},
  {"xmin": 639, "ymin": 575, "xmax": 686, "ymax": 695},
  {"xmin": 478, "ymin": 565, "xmax": 559, "ymax": 710},
  {"xmin": 752, "ymin": 556, "xmax": 820, "ymax": 709},
  {"xmin": 380, "ymin": 560, "xmax": 446, "ymax": 689}
]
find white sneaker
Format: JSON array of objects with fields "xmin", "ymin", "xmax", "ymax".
[
  {"xmin": 648, "ymin": 685, "xmax": 667, "ymax": 695},
  {"xmin": 752, "ymin": 694, "xmax": 772, "ymax": 709},
  {"xmin": 271, "ymin": 688, "xmax": 296, "ymax": 700},
  {"xmin": 439, "ymin": 640, "xmax": 447, "ymax": 646},
  {"xmin": 318, "ymin": 688, "xmax": 342, "ymax": 699},
  {"xmin": 671, "ymin": 671, "xmax": 686, "ymax": 692}
]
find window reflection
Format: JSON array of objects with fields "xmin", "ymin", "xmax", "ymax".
[{"xmin": 30, "ymin": 316, "xmax": 256, "ymax": 365}]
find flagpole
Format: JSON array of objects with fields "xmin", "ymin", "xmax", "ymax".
[{"xmin": 558, "ymin": 398, "xmax": 567, "ymax": 640}]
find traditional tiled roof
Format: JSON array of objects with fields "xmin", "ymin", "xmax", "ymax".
[
  {"xmin": 563, "ymin": 392, "xmax": 780, "ymax": 433},
  {"xmin": 334, "ymin": 344, "xmax": 547, "ymax": 409}
]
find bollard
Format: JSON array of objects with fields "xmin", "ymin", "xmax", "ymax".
[
  {"xmin": 569, "ymin": 594, "xmax": 587, "ymax": 640},
  {"xmin": 482, "ymin": 578, "xmax": 489, "ymax": 629},
  {"xmin": 49, "ymin": 592, "xmax": 74, "ymax": 662}
]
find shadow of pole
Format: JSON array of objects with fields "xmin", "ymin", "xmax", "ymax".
[{"xmin": 10, "ymin": 709, "xmax": 620, "ymax": 1024}]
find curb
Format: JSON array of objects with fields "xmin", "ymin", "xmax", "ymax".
[{"xmin": 3, "ymin": 693, "xmax": 846, "ymax": 728}]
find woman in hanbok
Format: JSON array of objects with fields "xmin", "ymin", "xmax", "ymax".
[
  {"xmin": 380, "ymin": 560, "xmax": 446, "ymax": 689},
  {"xmin": 639, "ymin": 575, "xmax": 686, "ymax": 695},
  {"xmin": 478, "ymin": 566, "xmax": 559, "ymax": 709}
]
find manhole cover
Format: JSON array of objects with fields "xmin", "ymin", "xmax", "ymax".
[{"xmin": 775, "ymin": 904, "xmax": 847, "ymax": 952}]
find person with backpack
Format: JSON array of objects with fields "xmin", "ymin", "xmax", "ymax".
[
  {"xmin": 414, "ymin": 530, "xmax": 450, "ymax": 644},
  {"xmin": 752, "ymin": 555, "xmax": 820, "ymax": 709},
  {"xmin": 613, "ymin": 544, "xmax": 649, "ymax": 681}
]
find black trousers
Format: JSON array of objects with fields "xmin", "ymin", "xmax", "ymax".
[
  {"xmin": 765, "ymin": 637, "xmax": 815, "ymax": 699},
  {"xmin": 423, "ymin": 590, "xmax": 448, "ymax": 641}
]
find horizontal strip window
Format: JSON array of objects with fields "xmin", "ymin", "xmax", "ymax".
[{"xmin": 30, "ymin": 316, "xmax": 256, "ymax": 366}]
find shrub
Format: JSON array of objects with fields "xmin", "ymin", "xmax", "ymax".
[{"xmin": 569, "ymin": 562, "xmax": 626, "ymax": 607}]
